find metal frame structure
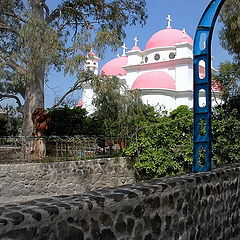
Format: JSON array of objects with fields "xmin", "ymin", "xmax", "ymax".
[{"xmin": 193, "ymin": 0, "xmax": 226, "ymax": 172}]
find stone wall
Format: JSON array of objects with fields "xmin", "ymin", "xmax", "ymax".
[
  {"xmin": 0, "ymin": 158, "xmax": 135, "ymax": 206},
  {"xmin": 0, "ymin": 163, "xmax": 239, "ymax": 239}
]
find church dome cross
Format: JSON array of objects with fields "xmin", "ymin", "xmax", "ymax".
[
  {"xmin": 133, "ymin": 37, "xmax": 138, "ymax": 47},
  {"xmin": 121, "ymin": 43, "xmax": 127, "ymax": 56},
  {"xmin": 166, "ymin": 14, "xmax": 172, "ymax": 29}
]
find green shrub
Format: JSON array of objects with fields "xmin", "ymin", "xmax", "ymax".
[
  {"xmin": 124, "ymin": 106, "xmax": 193, "ymax": 180},
  {"xmin": 46, "ymin": 107, "xmax": 104, "ymax": 136},
  {"xmin": 0, "ymin": 106, "xmax": 22, "ymax": 136}
]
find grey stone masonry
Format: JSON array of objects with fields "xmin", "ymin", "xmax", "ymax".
[
  {"xmin": 0, "ymin": 163, "xmax": 239, "ymax": 239},
  {"xmin": 0, "ymin": 158, "xmax": 135, "ymax": 206}
]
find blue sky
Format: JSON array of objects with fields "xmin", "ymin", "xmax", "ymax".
[
  {"xmin": 104, "ymin": 0, "xmax": 231, "ymax": 66},
  {"xmin": 17, "ymin": 1, "xmax": 233, "ymax": 108},
  {"xmin": 45, "ymin": 0, "xmax": 232, "ymax": 108}
]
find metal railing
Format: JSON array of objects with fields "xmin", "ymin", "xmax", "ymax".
[{"xmin": 0, "ymin": 136, "xmax": 126, "ymax": 163}]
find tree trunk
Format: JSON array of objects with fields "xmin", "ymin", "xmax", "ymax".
[
  {"xmin": 22, "ymin": 69, "xmax": 45, "ymax": 136},
  {"xmin": 21, "ymin": 1, "xmax": 47, "ymax": 160},
  {"xmin": 22, "ymin": 67, "xmax": 45, "ymax": 160}
]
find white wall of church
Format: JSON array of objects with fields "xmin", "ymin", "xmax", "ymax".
[
  {"xmin": 143, "ymin": 47, "xmax": 176, "ymax": 64},
  {"xmin": 188, "ymin": 65, "xmax": 194, "ymax": 90},
  {"xmin": 82, "ymin": 86, "xmax": 95, "ymax": 114},
  {"xmin": 127, "ymin": 51, "xmax": 142, "ymax": 66},
  {"xmin": 175, "ymin": 43, "xmax": 193, "ymax": 59},
  {"xmin": 176, "ymin": 94, "xmax": 193, "ymax": 109},
  {"xmin": 141, "ymin": 94, "xmax": 176, "ymax": 111},
  {"xmin": 175, "ymin": 64, "xmax": 191, "ymax": 91},
  {"xmin": 125, "ymin": 70, "xmax": 140, "ymax": 89}
]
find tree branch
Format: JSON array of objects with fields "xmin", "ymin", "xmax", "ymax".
[
  {"xmin": 57, "ymin": 21, "xmax": 70, "ymax": 33},
  {"xmin": 46, "ymin": 9, "xmax": 61, "ymax": 24},
  {"xmin": 0, "ymin": 47, "xmax": 28, "ymax": 77},
  {"xmin": 0, "ymin": 22, "xmax": 20, "ymax": 35},
  {"xmin": 0, "ymin": 94, "xmax": 23, "ymax": 113},
  {"xmin": 51, "ymin": 80, "xmax": 82, "ymax": 109},
  {"xmin": 40, "ymin": 1, "xmax": 50, "ymax": 19},
  {"xmin": 51, "ymin": 71, "xmax": 97, "ymax": 109},
  {"xmin": 3, "ymin": 11, "xmax": 27, "ymax": 23}
]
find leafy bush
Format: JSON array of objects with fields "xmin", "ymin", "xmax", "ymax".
[
  {"xmin": 212, "ymin": 96, "xmax": 240, "ymax": 165},
  {"xmin": 124, "ymin": 100, "xmax": 240, "ymax": 180},
  {"xmin": 0, "ymin": 106, "xmax": 22, "ymax": 136},
  {"xmin": 124, "ymin": 106, "xmax": 193, "ymax": 180},
  {"xmin": 46, "ymin": 107, "xmax": 104, "ymax": 136}
]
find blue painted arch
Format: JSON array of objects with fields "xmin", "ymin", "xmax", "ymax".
[{"xmin": 193, "ymin": 0, "xmax": 227, "ymax": 172}]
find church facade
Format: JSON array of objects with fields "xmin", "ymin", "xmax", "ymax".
[{"xmin": 78, "ymin": 16, "xmax": 221, "ymax": 114}]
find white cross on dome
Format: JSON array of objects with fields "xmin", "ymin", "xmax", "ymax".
[
  {"xmin": 166, "ymin": 14, "xmax": 172, "ymax": 28},
  {"xmin": 183, "ymin": 28, "xmax": 186, "ymax": 39},
  {"xmin": 133, "ymin": 37, "xmax": 138, "ymax": 47},
  {"xmin": 121, "ymin": 43, "xmax": 127, "ymax": 56}
]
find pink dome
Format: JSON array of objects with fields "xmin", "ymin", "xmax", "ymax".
[
  {"xmin": 131, "ymin": 71, "xmax": 176, "ymax": 90},
  {"xmin": 132, "ymin": 46, "xmax": 141, "ymax": 51},
  {"xmin": 145, "ymin": 28, "xmax": 193, "ymax": 49},
  {"xmin": 100, "ymin": 56, "xmax": 128, "ymax": 76}
]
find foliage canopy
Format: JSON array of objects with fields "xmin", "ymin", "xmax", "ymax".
[
  {"xmin": 0, "ymin": 0, "xmax": 147, "ymax": 135},
  {"xmin": 220, "ymin": 0, "xmax": 240, "ymax": 62},
  {"xmin": 0, "ymin": 105, "xmax": 22, "ymax": 136}
]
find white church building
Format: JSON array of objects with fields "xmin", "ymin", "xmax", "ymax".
[{"xmin": 78, "ymin": 15, "xmax": 221, "ymax": 113}]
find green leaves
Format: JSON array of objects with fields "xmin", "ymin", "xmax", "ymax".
[
  {"xmin": 214, "ymin": 1, "xmax": 240, "ymax": 166},
  {"xmin": 18, "ymin": 13, "xmax": 63, "ymax": 81},
  {"xmin": 90, "ymin": 74, "xmax": 158, "ymax": 139},
  {"xmin": 219, "ymin": 0, "xmax": 240, "ymax": 61},
  {"xmin": 0, "ymin": 105, "xmax": 22, "ymax": 136},
  {"xmin": 46, "ymin": 106, "xmax": 104, "ymax": 136},
  {"xmin": 214, "ymin": 61, "xmax": 240, "ymax": 101},
  {"xmin": 124, "ymin": 100, "xmax": 240, "ymax": 180},
  {"xmin": 0, "ymin": 0, "xmax": 147, "ymax": 135},
  {"xmin": 125, "ymin": 106, "xmax": 193, "ymax": 180},
  {"xmin": 212, "ymin": 97, "xmax": 240, "ymax": 165}
]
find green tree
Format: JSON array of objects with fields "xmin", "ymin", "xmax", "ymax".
[
  {"xmin": 90, "ymin": 74, "xmax": 157, "ymax": 139},
  {"xmin": 117, "ymin": 90, "xmax": 158, "ymax": 139},
  {"xmin": 212, "ymin": 1, "xmax": 240, "ymax": 165},
  {"xmin": 91, "ymin": 75, "xmax": 125, "ymax": 136},
  {"xmin": 219, "ymin": 0, "xmax": 240, "ymax": 62},
  {"xmin": 0, "ymin": 105, "xmax": 22, "ymax": 136},
  {"xmin": 124, "ymin": 102, "xmax": 240, "ymax": 180},
  {"xmin": 212, "ymin": 95, "xmax": 240, "ymax": 165},
  {"xmin": 0, "ymin": 0, "xmax": 147, "ymax": 137},
  {"xmin": 46, "ymin": 106, "xmax": 104, "ymax": 136},
  {"xmin": 125, "ymin": 106, "xmax": 193, "ymax": 180},
  {"xmin": 214, "ymin": 61, "xmax": 240, "ymax": 102}
]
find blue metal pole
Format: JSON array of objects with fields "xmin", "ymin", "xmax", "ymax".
[{"xmin": 193, "ymin": 0, "xmax": 227, "ymax": 172}]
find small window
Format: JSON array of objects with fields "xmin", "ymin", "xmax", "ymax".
[
  {"xmin": 86, "ymin": 61, "xmax": 91, "ymax": 65},
  {"xmin": 145, "ymin": 57, "xmax": 148, "ymax": 63},
  {"xmin": 199, "ymin": 89, "xmax": 206, "ymax": 108},
  {"xmin": 169, "ymin": 52, "xmax": 176, "ymax": 59},
  {"xmin": 93, "ymin": 62, "xmax": 96, "ymax": 65},
  {"xmin": 199, "ymin": 60, "xmax": 206, "ymax": 79},
  {"xmin": 154, "ymin": 54, "xmax": 160, "ymax": 61}
]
